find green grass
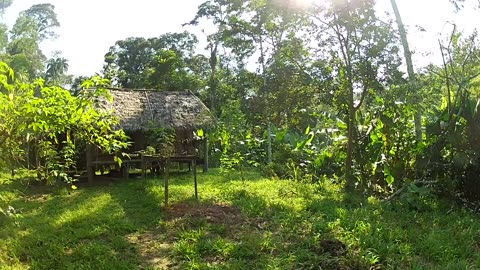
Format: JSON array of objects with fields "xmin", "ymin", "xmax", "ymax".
[{"xmin": 1, "ymin": 169, "xmax": 480, "ymax": 269}]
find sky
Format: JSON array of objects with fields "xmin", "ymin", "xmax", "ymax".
[
  {"xmin": 2, "ymin": 0, "xmax": 479, "ymax": 77},
  {"xmin": 3, "ymin": 0, "xmax": 206, "ymax": 76}
]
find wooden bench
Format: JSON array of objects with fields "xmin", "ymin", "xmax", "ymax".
[{"xmin": 88, "ymin": 157, "xmax": 142, "ymax": 182}]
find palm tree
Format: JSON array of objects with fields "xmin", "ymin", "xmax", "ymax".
[{"xmin": 45, "ymin": 53, "xmax": 69, "ymax": 85}]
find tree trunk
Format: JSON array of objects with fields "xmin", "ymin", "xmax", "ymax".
[
  {"xmin": 390, "ymin": 0, "xmax": 422, "ymax": 141},
  {"xmin": 267, "ymin": 121, "xmax": 272, "ymax": 164},
  {"xmin": 345, "ymin": 83, "xmax": 355, "ymax": 186},
  {"xmin": 258, "ymin": 24, "xmax": 272, "ymax": 164},
  {"xmin": 439, "ymin": 40, "xmax": 452, "ymax": 113},
  {"xmin": 209, "ymin": 43, "xmax": 218, "ymax": 115}
]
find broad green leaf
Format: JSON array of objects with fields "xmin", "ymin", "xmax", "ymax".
[
  {"xmin": 384, "ymin": 166, "xmax": 394, "ymax": 185},
  {"xmin": 370, "ymin": 132, "xmax": 379, "ymax": 143},
  {"xmin": 440, "ymin": 96, "xmax": 448, "ymax": 110},
  {"xmin": 114, "ymin": 156, "xmax": 123, "ymax": 167},
  {"xmin": 337, "ymin": 120, "xmax": 347, "ymax": 130},
  {"xmin": 305, "ymin": 126, "xmax": 311, "ymax": 135},
  {"xmin": 386, "ymin": 175, "xmax": 394, "ymax": 185}
]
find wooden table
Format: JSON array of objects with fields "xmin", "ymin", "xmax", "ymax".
[{"xmin": 142, "ymin": 155, "xmax": 198, "ymax": 206}]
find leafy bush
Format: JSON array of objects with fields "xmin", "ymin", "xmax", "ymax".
[{"xmin": 0, "ymin": 62, "xmax": 129, "ymax": 185}]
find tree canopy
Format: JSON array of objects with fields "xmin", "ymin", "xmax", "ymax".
[{"xmin": 103, "ymin": 32, "xmax": 206, "ymax": 91}]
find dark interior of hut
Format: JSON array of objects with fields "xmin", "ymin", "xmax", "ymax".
[{"xmin": 86, "ymin": 128, "xmax": 206, "ymax": 182}]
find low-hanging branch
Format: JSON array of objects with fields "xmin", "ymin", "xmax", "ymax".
[{"xmin": 383, "ymin": 180, "xmax": 439, "ymax": 202}]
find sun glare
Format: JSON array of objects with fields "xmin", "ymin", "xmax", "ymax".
[{"xmin": 293, "ymin": 0, "xmax": 316, "ymax": 8}]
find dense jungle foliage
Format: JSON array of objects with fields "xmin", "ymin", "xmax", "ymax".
[
  {"xmin": 1, "ymin": 0, "xmax": 480, "ymax": 203},
  {"xmin": 2, "ymin": 0, "xmax": 480, "ymax": 269}
]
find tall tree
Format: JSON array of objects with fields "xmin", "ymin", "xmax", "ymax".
[
  {"xmin": 311, "ymin": 0, "xmax": 400, "ymax": 186},
  {"xmin": 389, "ymin": 0, "xmax": 422, "ymax": 142},
  {"xmin": 103, "ymin": 37, "xmax": 153, "ymax": 88},
  {"xmin": 0, "ymin": 0, "xmax": 12, "ymax": 16},
  {"xmin": 266, "ymin": 35, "xmax": 316, "ymax": 131},
  {"xmin": 0, "ymin": 23, "xmax": 8, "ymax": 52},
  {"xmin": 191, "ymin": 0, "xmax": 314, "ymax": 164},
  {"xmin": 229, "ymin": 0, "xmax": 304, "ymax": 163},
  {"xmin": 103, "ymin": 31, "xmax": 202, "ymax": 90},
  {"xmin": 7, "ymin": 15, "xmax": 45, "ymax": 80},
  {"xmin": 22, "ymin": 3, "xmax": 60, "ymax": 41},
  {"xmin": 45, "ymin": 52, "xmax": 70, "ymax": 86},
  {"xmin": 186, "ymin": 0, "xmax": 243, "ymax": 114},
  {"xmin": 6, "ymin": 3, "xmax": 60, "ymax": 80}
]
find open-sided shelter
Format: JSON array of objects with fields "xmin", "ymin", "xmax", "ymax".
[{"xmin": 86, "ymin": 88, "xmax": 214, "ymax": 182}]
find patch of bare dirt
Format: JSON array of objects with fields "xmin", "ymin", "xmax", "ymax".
[
  {"xmin": 166, "ymin": 202, "xmax": 244, "ymax": 227},
  {"xmin": 127, "ymin": 228, "xmax": 176, "ymax": 270},
  {"xmin": 128, "ymin": 202, "xmax": 264, "ymax": 269},
  {"xmin": 25, "ymin": 194, "xmax": 50, "ymax": 202},
  {"xmin": 319, "ymin": 239, "xmax": 347, "ymax": 256}
]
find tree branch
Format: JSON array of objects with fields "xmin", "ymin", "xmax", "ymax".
[{"xmin": 384, "ymin": 180, "xmax": 438, "ymax": 202}]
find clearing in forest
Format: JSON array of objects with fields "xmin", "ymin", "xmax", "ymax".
[{"xmin": 1, "ymin": 169, "xmax": 480, "ymax": 269}]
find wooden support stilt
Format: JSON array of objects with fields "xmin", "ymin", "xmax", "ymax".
[
  {"xmin": 122, "ymin": 163, "xmax": 129, "ymax": 180},
  {"xmin": 193, "ymin": 158, "xmax": 198, "ymax": 200},
  {"xmin": 165, "ymin": 159, "xmax": 169, "ymax": 206},
  {"xmin": 203, "ymin": 135, "xmax": 209, "ymax": 173},
  {"xmin": 142, "ymin": 155, "xmax": 147, "ymax": 180}
]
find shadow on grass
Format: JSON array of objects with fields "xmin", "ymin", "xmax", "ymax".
[
  {"xmin": 0, "ymin": 176, "xmax": 171, "ymax": 270},
  {"xmin": 2, "ymin": 170, "xmax": 354, "ymax": 269},
  {"xmin": 5, "ymin": 169, "xmax": 479, "ymax": 269},
  {"xmin": 162, "ymin": 187, "xmax": 356, "ymax": 270}
]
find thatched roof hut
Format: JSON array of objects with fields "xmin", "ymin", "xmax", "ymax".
[
  {"xmin": 98, "ymin": 88, "xmax": 213, "ymax": 131},
  {"xmin": 86, "ymin": 88, "xmax": 214, "ymax": 183}
]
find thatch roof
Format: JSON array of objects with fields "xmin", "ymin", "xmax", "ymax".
[{"xmin": 98, "ymin": 88, "xmax": 214, "ymax": 131}]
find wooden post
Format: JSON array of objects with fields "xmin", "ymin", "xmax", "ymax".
[
  {"xmin": 26, "ymin": 141, "xmax": 30, "ymax": 169},
  {"xmin": 193, "ymin": 158, "xmax": 198, "ymax": 200},
  {"xmin": 86, "ymin": 143, "xmax": 94, "ymax": 184},
  {"xmin": 203, "ymin": 135, "xmax": 209, "ymax": 173},
  {"xmin": 141, "ymin": 155, "xmax": 146, "ymax": 180},
  {"xmin": 165, "ymin": 158, "xmax": 169, "ymax": 206},
  {"xmin": 122, "ymin": 162, "xmax": 129, "ymax": 180}
]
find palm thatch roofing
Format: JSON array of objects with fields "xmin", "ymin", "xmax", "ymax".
[{"xmin": 98, "ymin": 88, "xmax": 214, "ymax": 131}]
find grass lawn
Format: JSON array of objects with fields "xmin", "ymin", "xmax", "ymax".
[{"xmin": 1, "ymin": 169, "xmax": 480, "ymax": 269}]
